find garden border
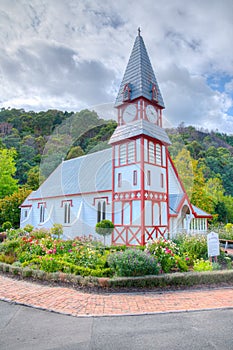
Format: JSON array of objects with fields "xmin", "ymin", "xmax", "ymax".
[{"xmin": 0, "ymin": 262, "xmax": 233, "ymax": 290}]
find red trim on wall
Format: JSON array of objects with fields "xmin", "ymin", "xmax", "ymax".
[
  {"xmin": 111, "ymin": 146, "xmax": 115, "ymax": 241},
  {"xmin": 92, "ymin": 196, "xmax": 110, "ymax": 206},
  {"xmin": 29, "ymin": 189, "xmax": 112, "ymax": 201},
  {"xmin": 61, "ymin": 199, "xmax": 73, "ymax": 207},
  {"xmin": 165, "ymin": 148, "xmax": 170, "ymax": 231},
  {"xmin": 140, "ymin": 136, "xmax": 145, "ymax": 245},
  {"xmin": 37, "ymin": 202, "xmax": 46, "ymax": 208}
]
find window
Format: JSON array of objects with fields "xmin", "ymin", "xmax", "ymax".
[
  {"xmin": 149, "ymin": 141, "xmax": 155, "ymax": 163},
  {"xmin": 120, "ymin": 144, "xmax": 126, "ymax": 165},
  {"xmin": 156, "ymin": 144, "xmax": 161, "ymax": 165},
  {"xmin": 128, "ymin": 141, "xmax": 135, "ymax": 163},
  {"xmin": 118, "ymin": 173, "xmax": 122, "ymax": 188},
  {"xmin": 151, "ymin": 83, "xmax": 158, "ymax": 102},
  {"xmin": 133, "ymin": 170, "xmax": 137, "ymax": 186},
  {"xmin": 123, "ymin": 83, "xmax": 131, "ymax": 101},
  {"xmin": 64, "ymin": 202, "xmax": 71, "ymax": 224},
  {"xmin": 97, "ymin": 201, "xmax": 107, "ymax": 223},
  {"xmin": 24, "ymin": 210, "xmax": 28, "ymax": 218},
  {"xmin": 102, "ymin": 201, "xmax": 106, "ymax": 220},
  {"xmin": 97, "ymin": 202, "xmax": 101, "ymax": 223},
  {"xmin": 39, "ymin": 204, "xmax": 45, "ymax": 223},
  {"xmin": 147, "ymin": 170, "xmax": 151, "ymax": 186},
  {"xmin": 161, "ymin": 173, "xmax": 164, "ymax": 188}
]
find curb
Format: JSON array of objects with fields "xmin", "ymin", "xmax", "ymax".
[{"xmin": 1, "ymin": 262, "xmax": 233, "ymax": 290}]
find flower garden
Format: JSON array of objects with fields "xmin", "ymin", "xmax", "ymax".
[{"xmin": 0, "ymin": 224, "xmax": 232, "ymax": 280}]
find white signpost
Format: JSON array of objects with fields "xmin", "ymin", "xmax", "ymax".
[{"xmin": 207, "ymin": 231, "xmax": 220, "ymax": 261}]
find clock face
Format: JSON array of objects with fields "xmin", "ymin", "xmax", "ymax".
[
  {"xmin": 146, "ymin": 105, "xmax": 157, "ymax": 123},
  {"xmin": 123, "ymin": 104, "xmax": 137, "ymax": 123}
]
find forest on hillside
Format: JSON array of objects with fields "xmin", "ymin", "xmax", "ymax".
[{"xmin": 0, "ymin": 107, "xmax": 233, "ymax": 227}]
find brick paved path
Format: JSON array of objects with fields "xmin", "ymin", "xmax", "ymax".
[{"xmin": 0, "ymin": 275, "xmax": 233, "ymax": 317}]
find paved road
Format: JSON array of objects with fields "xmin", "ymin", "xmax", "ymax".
[
  {"xmin": 0, "ymin": 301, "xmax": 232, "ymax": 350},
  {"xmin": 1, "ymin": 275, "xmax": 233, "ymax": 316}
]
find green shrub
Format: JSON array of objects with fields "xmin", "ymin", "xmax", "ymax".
[
  {"xmin": 193, "ymin": 259, "xmax": 212, "ymax": 272},
  {"xmin": 2, "ymin": 221, "xmax": 12, "ymax": 230},
  {"xmin": 0, "ymin": 238, "xmax": 20, "ymax": 255},
  {"xmin": 174, "ymin": 234, "xmax": 208, "ymax": 261},
  {"xmin": 0, "ymin": 253, "xmax": 15, "ymax": 264},
  {"xmin": 107, "ymin": 249, "xmax": 159, "ymax": 277},
  {"xmin": 50, "ymin": 223, "xmax": 63, "ymax": 239},
  {"xmin": 23, "ymin": 224, "xmax": 34, "ymax": 233},
  {"xmin": 146, "ymin": 239, "xmax": 189, "ymax": 273},
  {"xmin": 95, "ymin": 220, "xmax": 114, "ymax": 245}
]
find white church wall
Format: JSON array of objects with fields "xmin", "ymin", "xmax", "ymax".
[
  {"xmin": 168, "ymin": 159, "xmax": 183, "ymax": 194},
  {"xmin": 115, "ymin": 164, "xmax": 141, "ymax": 192},
  {"xmin": 144, "ymin": 163, "xmax": 166, "ymax": 192},
  {"xmin": 161, "ymin": 202, "xmax": 168, "ymax": 225}
]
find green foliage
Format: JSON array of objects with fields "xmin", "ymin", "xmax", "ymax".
[
  {"xmin": 50, "ymin": 223, "xmax": 63, "ymax": 239},
  {"xmin": 2, "ymin": 221, "xmax": 12, "ymax": 230},
  {"xmin": 95, "ymin": 220, "xmax": 114, "ymax": 245},
  {"xmin": 0, "ymin": 188, "xmax": 32, "ymax": 227},
  {"xmin": 193, "ymin": 259, "xmax": 212, "ymax": 272},
  {"xmin": 146, "ymin": 239, "xmax": 189, "ymax": 273},
  {"xmin": 174, "ymin": 234, "xmax": 208, "ymax": 262},
  {"xmin": 23, "ymin": 224, "xmax": 34, "ymax": 233},
  {"xmin": 95, "ymin": 220, "xmax": 114, "ymax": 237},
  {"xmin": 0, "ymin": 148, "xmax": 18, "ymax": 198},
  {"xmin": 66, "ymin": 146, "xmax": 84, "ymax": 160},
  {"xmin": 107, "ymin": 249, "xmax": 159, "ymax": 277}
]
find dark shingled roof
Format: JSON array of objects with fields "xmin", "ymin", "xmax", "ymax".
[{"xmin": 115, "ymin": 33, "xmax": 164, "ymax": 108}]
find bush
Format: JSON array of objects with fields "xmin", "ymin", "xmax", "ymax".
[
  {"xmin": 146, "ymin": 239, "xmax": 189, "ymax": 273},
  {"xmin": 50, "ymin": 223, "xmax": 63, "ymax": 239},
  {"xmin": 174, "ymin": 234, "xmax": 208, "ymax": 261},
  {"xmin": 2, "ymin": 221, "xmax": 12, "ymax": 230},
  {"xmin": 193, "ymin": 259, "xmax": 212, "ymax": 272},
  {"xmin": 107, "ymin": 249, "xmax": 159, "ymax": 277},
  {"xmin": 95, "ymin": 220, "xmax": 114, "ymax": 245}
]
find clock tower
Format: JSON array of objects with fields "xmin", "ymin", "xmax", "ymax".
[{"xmin": 109, "ymin": 30, "xmax": 171, "ymax": 245}]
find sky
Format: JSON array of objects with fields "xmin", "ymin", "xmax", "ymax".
[{"xmin": 0, "ymin": 0, "xmax": 233, "ymax": 133}]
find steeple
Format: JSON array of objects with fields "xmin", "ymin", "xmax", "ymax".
[{"xmin": 115, "ymin": 30, "xmax": 164, "ymax": 108}]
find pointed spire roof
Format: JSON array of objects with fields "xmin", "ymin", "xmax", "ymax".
[{"xmin": 115, "ymin": 30, "xmax": 165, "ymax": 108}]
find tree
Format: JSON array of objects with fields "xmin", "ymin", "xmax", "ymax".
[
  {"xmin": 95, "ymin": 220, "xmax": 114, "ymax": 246},
  {"xmin": 66, "ymin": 146, "xmax": 84, "ymax": 160},
  {"xmin": 0, "ymin": 188, "xmax": 31, "ymax": 227},
  {"xmin": 173, "ymin": 148, "xmax": 194, "ymax": 199},
  {"xmin": 0, "ymin": 148, "xmax": 18, "ymax": 198}
]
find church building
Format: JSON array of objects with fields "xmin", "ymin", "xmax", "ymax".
[{"xmin": 20, "ymin": 31, "xmax": 211, "ymax": 245}]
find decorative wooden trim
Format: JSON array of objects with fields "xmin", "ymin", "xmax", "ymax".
[
  {"xmin": 61, "ymin": 199, "xmax": 73, "ymax": 207},
  {"xmin": 28, "ymin": 189, "xmax": 112, "ymax": 201},
  {"xmin": 37, "ymin": 202, "xmax": 46, "ymax": 208},
  {"xmin": 92, "ymin": 196, "xmax": 110, "ymax": 206}
]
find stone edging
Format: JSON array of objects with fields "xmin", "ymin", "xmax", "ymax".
[{"xmin": 1, "ymin": 262, "xmax": 233, "ymax": 290}]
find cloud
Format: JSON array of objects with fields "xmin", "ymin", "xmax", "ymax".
[{"xmin": 0, "ymin": 0, "xmax": 232, "ymax": 132}]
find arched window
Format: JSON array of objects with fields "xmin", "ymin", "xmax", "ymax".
[
  {"xmin": 102, "ymin": 201, "xmax": 106, "ymax": 220},
  {"xmin": 97, "ymin": 202, "xmax": 101, "ymax": 223},
  {"xmin": 151, "ymin": 83, "xmax": 158, "ymax": 102},
  {"xmin": 97, "ymin": 200, "xmax": 107, "ymax": 222},
  {"xmin": 39, "ymin": 204, "xmax": 45, "ymax": 223},
  {"xmin": 64, "ymin": 203, "xmax": 71, "ymax": 224},
  {"xmin": 123, "ymin": 83, "xmax": 131, "ymax": 101}
]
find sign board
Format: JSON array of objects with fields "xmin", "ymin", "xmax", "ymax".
[{"xmin": 207, "ymin": 231, "xmax": 220, "ymax": 257}]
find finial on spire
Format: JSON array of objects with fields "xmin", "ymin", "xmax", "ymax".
[{"xmin": 138, "ymin": 27, "xmax": 141, "ymax": 36}]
